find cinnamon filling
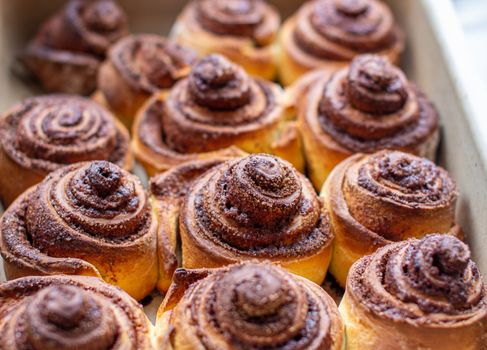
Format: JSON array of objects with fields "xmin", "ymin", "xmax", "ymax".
[
  {"xmin": 110, "ymin": 35, "xmax": 197, "ymax": 93},
  {"xmin": 0, "ymin": 96, "xmax": 128, "ymax": 172},
  {"xmin": 184, "ymin": 154, "xmax": 332, "ymax": 257},
  {"xmin": 175, "ymin": 263, "xmax": 334, "ymax": 349},
  {"xmin": 160, "ymin": 54, "xmax": 277, "ymax": 154},
  {"xmin": 355, "ymin": 151, "xmax": 456, "ymax": 206},
  {"xmin": 292, "ymin": 0, "xmax": 397, "ymax": 60},
  {"xmin": 16, "ymin": 285, "xmax": 118, "ymax": 350},
  {"xmin": 195, "ymin": 0, "xmax": 279, "ymax": 46},
  {"xmin": 349, "ymin": 234, "xmax": 487, "ymax": 323},
  {"xmin": 315, "ymin": 55, "xmax": 437, "ymax": 152}
]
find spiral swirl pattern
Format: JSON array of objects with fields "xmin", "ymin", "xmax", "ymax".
[
  {"xmin": 28, "ymin": 161, "xmax": 150, "ymax": 245},
  {"xmin": 0, "ymin": 276, "xmax": 152, "ymax": 350},
  {"xmin": 22, "ymin": 0, "xmax": 128, "ymax": 95},
  {"xmin": 334, "ymin": 150, "xmax": 458, "ymax": 242},
  {"xmin": 47, "ymin": 0, "xmax": 128, "ymax": 55},
  {"xmin": 161, "ymin": 54, "xmax": 281, "ymax": 153},
  {"xmin": 315, "ymin": 55, "xmax": 438, "ymax": 152},
  {"xmin": 355, "ymin": 150, "xmax": 456, "ymax": 207},
  {"xmin": 0, "ymin": 161, "xmax": 156, "ymax": 299},
  {"xmin": 348, "ymin": 234, "xmax": 487, "ymax": 324},
  {"xmin": 0, "ymin": 95, "xmax": 130, "ymax": 173},
  {"xmin": 182, "ymin": 154, "xmax": 332, "ymax": 257},
  {"xmin": 292, "ymin": 0, "xmax": 399, "ymax": 60},
  {"xmin": 195, "ymin": 0, "xmax": 279, "ymax": 46},
  {"xmin": 169, "ymin": 262, "xmax": 342, "ymax": 349},
  {"xmin": 108, "ymin": 34, "xmax": 197, "ymax": 93}
]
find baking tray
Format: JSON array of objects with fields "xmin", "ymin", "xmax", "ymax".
[{"xmin": 1, "ymin": 0, "xmax": 487, "ymax": 323}]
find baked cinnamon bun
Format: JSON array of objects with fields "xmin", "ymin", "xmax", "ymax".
[
  {"xmin": 341, "ymin": 234, "xmax": 487, "ymax": 349},
  {"xmin": 170, "ymin": 0, "xmax": 280, "ymax": 80},
  {"xmin": 21, "ymin": 0, "xmax": 128, "ymax": 95},
  {"xmin": 0, "ymin": 95, "xmax": 132, "ymax": 207},
  {"xmin": 0, "ymin": 161, "xmax": 157, "ymax": 300},
  {"xmin": 298, "ymin": 54, "xmax": 439, "ymax": 190},
  {"xmin": 0, "ymin": 275, "xmax": 154, "ymax": 350},
  {"xmin": 150, "ymin": 154, "xmax": 334, "ymax": 290},
  {"xmin": 322, "ymin": 149, "xmax": 462, "ymax": 287},
  {"xmin": 156, "ymin": 261, "xmax": 344, "ymax": 349},
  {"xmin": 133, "ymin": 54, "xmax": 302, "ymax": 176},
  {"xmin": 279, "ymin": 0, "xmax": 404, "ymax": 86},
  {"xmin": 96, "ymin": 34, "xmax": 197, "ymax": 128}
]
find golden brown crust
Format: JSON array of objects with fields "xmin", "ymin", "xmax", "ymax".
[
  {"xmin": 341, "ymin": 234, "xmax": 487, "ymax": 349},
  {"xmin": 98, "ymin": 34, "xmax": 197, "ymax": 125},
  {"xmin": 0, "ymin": 95, "xmax": 132, "ymax": 207},
  {"xmin": 156, "ymin": 262, "xmax": 344, "ymax": 350},
  {"xmin": 0, "ymin": 161, "xmax": 157, "ymax": 300},
  {"xmin": 150, "ymin": 154, "xmax": 334, "ymax": 287},
  {"xmin": 21, "ymin": 0, "xmax": 128, "ymax": 95},
  {"xmin": 132, "ymin": 54, "xmax": 301, "ymax": 175},
  {"xmin": 299, "ymin": 55, "xmax": 439, "ymax": 190},
  {"xmin": 279, "ymin": 0, "xmax": 404, "ymax": 85},
  {"xmin": 322, "ymin": 150, "xmax": 461, "ymax": 287},
  {"xmin": 0, "ymin": 275, "xmax": 153, "ymax": 350},
  {"xmin": 170, "ymin": 0, "xmax": 280, "ymax": 80}
]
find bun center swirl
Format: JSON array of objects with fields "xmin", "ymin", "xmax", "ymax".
[
  {"xmin": 110, "ymin": 35, "xmax": 197, "ymax": 93},
  {"xmin": 27, "ymin": 161, "xmax": 149, "ymax": 243},
  {"xmin": 385, "ymin": 235, "xmax": 478, "ymax": 310},
  {"xmin": 161, "ymin": 54, "xmax": 280, "ymax": 154},
  {"xmin": 195, "ymin": 0, "xmax": 278, "ymax": 45},
  {"xmin": 183, "ymin": 154, "xmax": 331, "ymax": 256},
  {"xmin": 0, "ymin": 96, "xmax": 125, "ymax": 172},
  {"xmin": 356, "ymin": 151, "xmax": 455, "ymax": 206},
  {"xmin": 350, "ymin": 234, "xmax": 487, "ymax": 323},
  {"xmin": 213, "ymin": 264, "xmax": 308, "ymax": 346},
  {"xmin": 188, "ymin": 54, "xmax": 251, "ymax": 110},
  {"xmin": 174, "ymin": 262, "xmax": 337, "ymax": 349},
  {"xmin": 82, "ymin": 0, "xmax": 125, "ymax": 34},
  {"xmin": 319, "ymin": 55, "xmax": 417, "ymax": 141},
  {"xmin": 292, "ymin": 0, "xmax": 397, "ymax": 60},
  {"xmin": 220, "ymin": 154, "xmax": 302, "ymax": 229},
  {"xmin": 21, "ymin": 285, "xmax": 117, "ymax": 350},
  {"xmin": 62, "ymin": 0, "xmax": 127, "ymax": 54},
  {"xmin": 347, "ymin": 55, "xmax": 408, "ymax": 114}
]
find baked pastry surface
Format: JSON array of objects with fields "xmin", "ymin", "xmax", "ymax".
[
  {"xmin": 0, "ymin": 275, "xmax": 154, "ymax": 349},
  {"xmin": 156, "ymin": 261, "xmax": 344, "ymax": 350},
  {"xmin": 150, "ymin": 153, "xmax": 334, "ymax": 289},
  {"xmin": 22, "ymin": 0, "xmax": 128, "ymax": 95},
  {"xmin": 322, "ymin": 149, "xmax": 461, "ymax": 287},
  {"xmin": 279, "ymin": 0, "xmax": 404, "ymax": 85},
  {"xmin": 0, "ymin": 161, "xmax": 157, "ymax": 300},
  {"xmin": 341, "ymin": 234, "xmax": 487, "ymax": 349},
  {"xmin": 170, "ymin": 0, "xmax": 280, "ymax": 80},
  {"xmin": 0, "ymin": 95, "xmax": 132, "ymax": 207},
  {"xmin": 132, "ymin": 54, "xmax": 302, "ymax": 176}
]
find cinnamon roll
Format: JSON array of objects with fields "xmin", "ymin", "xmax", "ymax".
[
  {"xmin": 0, "ymin": 275, "xmax": 154, "ymax": 350},
  {"xmin": 95, "ymin": 34, "xmax": 197, "ymax": 128},
  {"xmin": 21, "ymin": 0, "xmax": 128, "ymax": 95},
  {"xmin": 133, "ymin": 54, "xmax": 302, "ymax": 176},
  {"xmin": 341, "ymin": 234, "xmax": 487, "ymax": 349},
  {"xmin": 279, "ymin": 0, "xmax": 404, "ymax": 86},
  {"xmin": 156, "ymin": 262, "xmax": 344, "ymax": 349},
  {"xmin": 0, "ymin": 161, "xmax": 157, "ymax": 300},
  {"xmin": 170, "ymin": 0, "xmax": 280, "ymax": 80},
  {"xmin": 298, "ymin": 54, "xmax": 439, "ymax": 190},
  {"xmin": 150, "ymin": 154, "xmax": 334, "ymax": 289},
  {"xmin": 322, "ymin": 149, "xmax": 462, "ymax": 287},
  {"xmin": 0, "ymin": 95, "xmax": 132, "ymax": 207}
]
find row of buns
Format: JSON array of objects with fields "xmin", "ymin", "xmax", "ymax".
[{"xmin": 1, "ymin": 0, "xmax": 486, "ymax": 349}]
